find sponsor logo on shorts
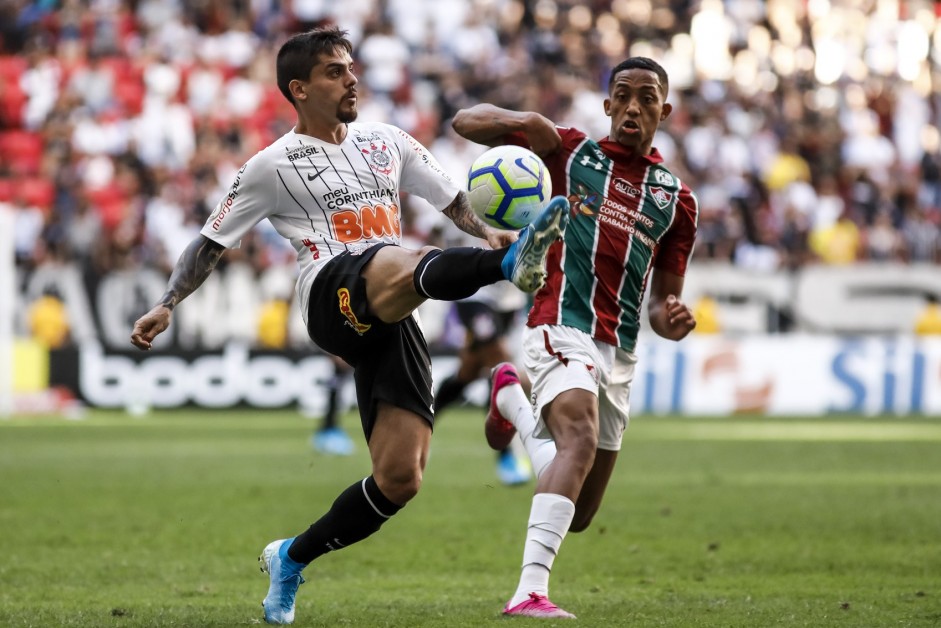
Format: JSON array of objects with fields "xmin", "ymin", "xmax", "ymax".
[{"xmin": 337, "ymin": 288, "xmax": 371, "ymax": 335}]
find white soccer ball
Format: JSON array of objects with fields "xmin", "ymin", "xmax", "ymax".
[{"xmin": 466, "ymin": 145, "xmax": 552, "ymax": 230}]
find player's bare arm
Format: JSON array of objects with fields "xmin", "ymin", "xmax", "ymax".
[
  {"xmin": 452, "ymin": 104, "xmax": 562, "ymax": 157},
  {"xmin": 442, "ymin": 191, "xmax": 518, "ymax": 249},
  {"xmin": 647, "ymin": 269, "xmax": 696, "ymax": 341},
  {"xmin": 130, "ymin": 235, "xmax": 226, "ymax": 350}
]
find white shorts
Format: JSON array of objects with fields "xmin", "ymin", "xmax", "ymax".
[{"xmin": 522, "ymin": 324, "xmax": 637, "ymax": 451}]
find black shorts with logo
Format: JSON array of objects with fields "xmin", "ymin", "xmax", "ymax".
[{"xmin": 307, "ymin": 244, "xmax": 434, "ymax": 441}]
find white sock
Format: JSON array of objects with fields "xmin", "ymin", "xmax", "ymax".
[
  {"xmin": 496, "ymin": 385, "xmax": 557, "ymax": 478},
  {"xmin": 495, "ymin": 383, "xmax": 530, "ymax": 431},
  {"xmin": 508, "ymin": 493, "xmax": 575, "ymax": 608}
]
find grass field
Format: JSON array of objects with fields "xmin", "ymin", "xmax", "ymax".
[{"xmin": 1, "ymin": 409, "xmax": 940, "ymax": 627}]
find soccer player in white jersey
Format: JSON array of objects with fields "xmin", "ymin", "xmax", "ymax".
[
  {"xmin": 453, "ymin": 57, "xmax": 699, "ymax": 618},
  {"xmin": 129, "ymin": 26, "xmax": 568, "ymax": 625}
]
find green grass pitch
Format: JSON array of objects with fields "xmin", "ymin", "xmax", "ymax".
[{"xmin": 1, "ymin": 409, "xmax": 939, "ymax": 627}]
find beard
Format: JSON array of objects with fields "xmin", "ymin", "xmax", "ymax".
[{"xmin": 338, "ymin": 104, "xmax": 358, "ymax": 124}]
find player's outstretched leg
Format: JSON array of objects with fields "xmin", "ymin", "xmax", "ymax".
[
  {"xmin": 502, "ymin": 195, "xmax": 570, "ymax": 293},
  {"xmin": 259, "ymin": 538, "xmax": 306, "ymax": 625},
  {"xmin": 485, "ymin": 362, "xmax": 521, "ymax": 450},
  {"xmin": 503, "ymin": 593, "xmax": 577, "ymax": 619}
]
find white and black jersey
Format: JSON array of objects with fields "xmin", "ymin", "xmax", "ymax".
[{"xmin": 200, "ymin": 122, "xmax": 462, "ymax": 324}]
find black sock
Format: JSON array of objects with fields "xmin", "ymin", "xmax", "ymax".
[
  {"xmin": 413, "ymin": 247, "xmax": 506, "ymax": 300},
  {"xmin": 320, "ymin": 379, "xmax": 340, "ymax": 430},
  {"xmin": 287, "ymin": 476, "xmax": 402, "ymax": 564},
  {"xmin": 435, "ymin": 375, "xmax": 468, "ymax": 413}
]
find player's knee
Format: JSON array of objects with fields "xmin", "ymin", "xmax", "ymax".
[
  {"xmin": 374, "ymin": 465, "xmax": 423, "ymax": 505},
  {"xmin": 553, "ymin": 399, "xmax": 599, "ymax": 454},
  {"xmin": 416, "ymin": 245, "xmax": 440, "ymax": 259}
]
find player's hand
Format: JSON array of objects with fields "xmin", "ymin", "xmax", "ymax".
[
  {"xmin": 523, "ymin": 113, "xmax": 562, "ymax": 157},
  {"xmin": 661, "ymin": 295, "xmax": 696, "ymax": 339},
  {"xmin": 130, "ymin": 305, "xmax": 172, "ymax": 350},
  {"xmin": 485, "ymin": 227, "xmax": 519, "ymax": 250}
]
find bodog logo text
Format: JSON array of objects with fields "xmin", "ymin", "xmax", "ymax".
[{"xmin": 337, "ymin": 288, "xmax": 371, "ymax": 335}]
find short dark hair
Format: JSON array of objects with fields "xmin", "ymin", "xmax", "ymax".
[
  {"xmin": 607, "ymin": 57, "xmax": 669, "ymax": 97},
  {"xmin": 276, "ymin": 26, "xmax": 354, "ymax": 104}
]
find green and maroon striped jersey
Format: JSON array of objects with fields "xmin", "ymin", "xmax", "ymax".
[{"xmin": 506, "ymin": 127, "xmax": 699, "ymax": 351}]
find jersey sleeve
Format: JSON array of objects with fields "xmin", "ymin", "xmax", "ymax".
[
  {"xmin": 654, "ymin": 183, "xmax": 699, "ymax": 276},
  {"xmin": 502, "ymin": 127, "xmax": 584, "ymax": 153},
  {"xmin": 199, "ymin": 150, "xmax": 274, "ymax": 248},
  {"xmin": 503, "ymin": 127, "xmax": 585, "ymax": 196},
  {"xmin": 392, "ymin": 126, "xmax": 462, "ymax": 211}
]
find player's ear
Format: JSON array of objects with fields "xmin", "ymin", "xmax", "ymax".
[
  {"xmin": 289, "ymin": 79, "xmax": 307, "ymax": 102},
  {"xmin": 603, "ymin": 98, "xmax": 612, "ymax": 117},
  {"xmin": 660, "ymin": 102, "xmax": 672, "ymax": 120}
]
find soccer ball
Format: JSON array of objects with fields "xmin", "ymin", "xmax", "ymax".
[{"xmin": 467, "ymin": 145, "xmax": 552, "ymax": 230}]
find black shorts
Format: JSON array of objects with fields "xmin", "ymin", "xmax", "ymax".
[
  {"xmin": 455, "ymin": 301, "xmax": 517, "ymax": 349},
  {"xmin": 307, "ymin": 244, "xmax": 434, "ymax": 441}
]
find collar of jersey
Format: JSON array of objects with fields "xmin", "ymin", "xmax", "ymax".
[{"xmin": 597, "ymin": 138, "xmax": 663, "ymax": 165}]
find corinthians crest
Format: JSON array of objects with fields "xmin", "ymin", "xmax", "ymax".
[{"xmin": 362, "ymin": 141, "xmax": 393, "ymax": 175}]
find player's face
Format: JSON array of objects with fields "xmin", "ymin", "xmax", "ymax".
[
  {"xmin": 604, "ymin": 68, "xmax": 671, "ymax": 154},
  {"xmin": 303, "ymin": 48, "xmax": 359, "ymax": 124}
]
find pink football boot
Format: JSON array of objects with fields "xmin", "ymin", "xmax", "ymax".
[
  {"xmin": 485, "ymin": 362, "xmax": 521, "ymax": 450},
  {"xmin": 503, "ymin": 593, "xmax": 576, "ymax": 619}
]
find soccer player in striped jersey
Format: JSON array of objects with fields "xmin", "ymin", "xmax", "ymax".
[
  {"xmin": 452, "ymin": 57, "xmax": 699, "ymax": 618},
  {"xmin": 129, "ymin": 26, "xmax": 568, "ymax": 625}
]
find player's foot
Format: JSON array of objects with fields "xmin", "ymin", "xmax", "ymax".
[
  {"xmin": 312, "ymin": 427, "xmax": 355, "ymax": 456},
  {"xmin": 259, "ymin": 538, "xmax": 306, "ymax": 625},
  {"xmin": 502, "ymin": 195, "xmax": 569, "ymax": 293},
  {"xmin": 497, "ymin": 449, "xmax": 531, "ymax": 486},
  {"xmin": 503, "ymin": 593, "xmax": 576, "ymax": 619},
  {"xmin": 485, "ymin": 362, "xmax": 520, "ymax": 451}
]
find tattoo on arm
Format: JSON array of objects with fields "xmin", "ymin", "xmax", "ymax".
[
  {"xmin": 158, "ymin": 236, "xmax": 226, "ymax": 310},
  {"xmin": 443, "ymin": 191, "xmax": 491, "ymax": 240}
]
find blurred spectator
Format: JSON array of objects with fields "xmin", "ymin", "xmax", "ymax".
[
  {"xmin": 184, "ymin": 56, "xmax": 225, "ymax": 117},
  {"xmin": 901, "ymin": 206, "xmax": 941, "ymax": 264},
  {"xmin": 357, "ymin": 19, "xmax": 411, "ymax": 101},
  {"xmin": 66, "ymin": 191, "xmax": 103, "ymax": 263},
  {"xmin": 861, "ymin": 209, "xmax": 906, "ymax": 262},
  {"xmin": 257, "ymin": 299, "xmax": 290, "ymax": 349},
  {"xmin": 691, "ymin": 296, "xmax": 720, "ymax": 335},
  {"xmin": 28, "ymin": 292, "xmax": 70, "ymax": 349},
  {"xmin": 914, "ymin": 295, "xmax": 941, "ymax": 336},
  {"xmin": 19, "ymin": 44, "xmax": 61, "ymax": 130},
  {"xmin": 10, "ymin": 194, "xmax": 45, "ymax": 265},
  {"xmin": 65, "ymin": 51, "xmax": 115, "ymax": 114},
  {"xmin": 809, "ymin": 208, "xmax": 862, "ymax": 265}
]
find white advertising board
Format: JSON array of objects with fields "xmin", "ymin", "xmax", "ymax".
[
  {"xmin": 62, "ymin": 335, "xmax": 941, "ymax": 416},
  {"xmin": 633, "ymin": 334, "xmax": 941, "ymax": 416}
]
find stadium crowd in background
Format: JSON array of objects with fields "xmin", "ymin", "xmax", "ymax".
[{"xmin": 4, "ymin": 0, "xmax": 941, "ymax": 349}]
